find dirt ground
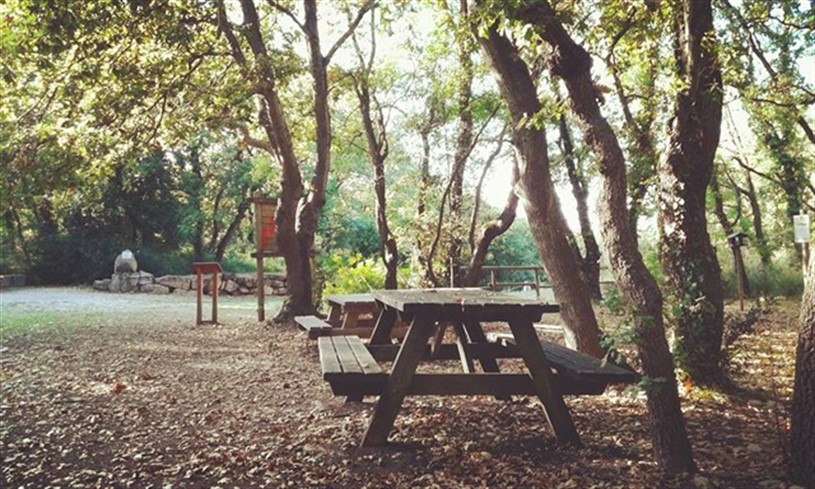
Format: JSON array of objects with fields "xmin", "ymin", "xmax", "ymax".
[{"xmin": 0, "ymin": 287, "xmax": 803, "ymax": 488}]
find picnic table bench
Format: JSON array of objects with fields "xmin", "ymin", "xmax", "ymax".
[
  {"xmin": 314, "ymin": 288, "xmax": 640, "ymax": 447},
  {"xmin": 295, "ymin": 293, "xmax": 407, "ymax": 340}
]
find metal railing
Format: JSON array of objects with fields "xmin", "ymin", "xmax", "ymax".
[{"xmin": 452, "ymin": 264, "xmax": 547, "ymax": 298}]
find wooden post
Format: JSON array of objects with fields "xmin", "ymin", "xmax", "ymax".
[
  {"xmin": 212, "ymin": 270, "xmax": 219, "ymax": 324},
  {"xmin": 193, "ymin": 262, "xmax": 223, "ymax": 325},
  {"xmin": 196, "ymin": 269, "xmax": 203, "ymax": 325},
  {"xmin": 734, "ymin": 245, "xmax": 745, "ymax": 311},
  {"xmin": 256, "ymin": 255, "xmax": 265, "ymax": 322},
  {"xmin": 252, "ymin": 193, "xmax": 279, "ymax": 322}
]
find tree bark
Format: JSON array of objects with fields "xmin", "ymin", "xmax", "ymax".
[
  {"xmin": 449, "ymin": 22, "xmax": 474, "ymax": 279},
  {"xmin": 214, "ymin": 192, "xmax": 253, "ymax": 263},
  {"xmin": 220, "ymin": 0, "xmax": 370, "ymax": 320},
  {"xmin": 475, "ymin": 22, "xmax": 603, "ymax": 358},
  {"xmin": 790, "ymin": 252, "xmax": 815, "ymax": 488},
  {"xmin": 353, "ymin": 46, "xmax": 398, "ymax": 289},
  {"xmin": 659, "ymin": 0, "xmax": 725, "ymax": 385},
  {"xmin": 557, "ymin": 113, "xmax": 602, "ymax": 300},
  {"xmin": 710, "ymin": 168, "xmax": 750, "ymax": 297},
  {"xmin": 513, "ymin": 0, "xmax": 696, "ymax": 472},
  {"xmin": 463, "ymin": 159, "xmax": 519, "ymax": 287}
]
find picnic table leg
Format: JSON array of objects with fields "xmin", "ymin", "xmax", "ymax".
[
  {"xmin": 508, "ymin": 319, "xmax": 580, "ymax": 445},
  {"xmin": 369, "ymin": 307, "xmax": 397, "ymax": 345},
  {"xmin": 195, "ymin": 270, "xmax": 203, "ymax": 325},
  {"xmin": 452, "ymin": 323, "xmax": 475, "ymax": 373},
  {"xmin": 327, "ymin": 304, "xmax": 342, "ymax": 326},
  {"xmin": 362, "ymin": 315, "xmax": 435, "ymax": 446},
  {"xmin": 463, "ymin": 321, "xmax": 510, "ymax": 400}
]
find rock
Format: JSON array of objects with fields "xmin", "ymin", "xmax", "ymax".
[
  {"xmin": 223, "ymin": 280, "xmax": 239, "ymax": 294},
  {"xmin": 93, "ymin": 279, "xmax": 111, "ymax": 291},
  {"xmin": 141, "ymin": 283, "xmax": 170, "ymax": 294},
  {"xmin": 110, "ymin": 271, "xmax": 154, "ymax": 292},
  {"xmin": 114, "ymin": 249, "xmax": 138, "ymax": 273},
  {"xmin": 156, "ymin": 275, "xmax": 191, "ymax": 291}
]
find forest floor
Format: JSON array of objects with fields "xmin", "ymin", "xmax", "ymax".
[{"xmin": 0, "ymin": 287, "xmax": 803, "ymax": 488}]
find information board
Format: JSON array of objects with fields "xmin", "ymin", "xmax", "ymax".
[{"xmin": 794, "ymin": 214, "xmax": 810, "ymax": 243}]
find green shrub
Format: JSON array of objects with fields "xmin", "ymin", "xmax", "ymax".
[{"xmin": 719, "ymin": 248, "xmax": 804, "ymax": 298}]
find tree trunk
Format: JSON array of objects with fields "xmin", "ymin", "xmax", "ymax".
[
  {"xmin": 513, "ymin": 0, "xmax": 696, "ymax": 472},
  {"xmin": 214, "ymin": 192, "xmax": 253, "ymax": 263},
  {"xmin": 659, "ymin": 0, "xmax": 724, "ymax": 385},
  {"xmin": 476, "ymin": 22, "xmax": 603, "ymax": 358},
  {"xmin": 449, "ymin": 26, "xmax": 474, "ymax": 278},
  {"xmin": 354, "ymin": 68, "xmax": 398, "ymax": 289},
  {"xmin": 790, "ymin": 252, "xmax": 815, "ymax": 488},
  {"xmin": 790, "ymin": 253, "xmax": 815, "ymax": 488},
  {"xmin": 220, "ymin": 0, "xmax": 369, "ymax": 320},
  {"xmin": 742, "ymin": 169, "xmax": 771, "ymax": 266},
  {"xmin": 557, "ymin": 113, "xmax": 602, "ymax": 300},
  {"xmin": 710, "ymin": 168, "xmax": 750, "ymax": 297},
  {"xmin": 463, "ymin": 160, "xmax": 519, "ymax": 287},
  {"xmin": 607, "ymin": 54, "xmax": 658, "ymax": 244}
]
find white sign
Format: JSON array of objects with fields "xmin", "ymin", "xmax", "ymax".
[{"xmin": 794, "ymin": 214, "xmax": 810, "ymax": 243}]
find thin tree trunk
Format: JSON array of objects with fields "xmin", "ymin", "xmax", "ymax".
[
  {"xmin": 353, "ymin": 30, "xmax": 398, "ymax": 289},
  {"xmin": 214, "ymin": 192, "xmax": 253, "ymax": 263},
  {"xmin": 790, "ymin": 252, "xmax": 815, "ymax": 488},
  {"xmin": 659, "ymin": 0, "xmax": 725, "ymax": 385},
  {"xmin": 475, "ymin": 21, "xmax": 604, "ymax": 358},
  {"xmin": 514, "ymin": 0, "xmax": 696, "ymax": 472},
  {"xmin": 449, "ymin": 22, "xmax": 474, "ymax": 280},
  {"xmin": 557, "ymin": 113, "xmax": 602, "ymax": 300},
  {"xmin": 463, "ymin": 160, "xmax": 519, "ymax": 286},
  {"xmin": 711, "ymin": 168, "xmax": 750, "ymax": 296}
]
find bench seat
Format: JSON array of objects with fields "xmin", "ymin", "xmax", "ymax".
[
  {"xmin": 318, "ymin": 336, "xmax": 387, "ymax": 396},
  {"xmin": 487, "ymin": 333, "xmax": 640, "ymax": 393},
  {"xmin": 295, "ymin": 315, "xmax": 334, "ymax": 339}
]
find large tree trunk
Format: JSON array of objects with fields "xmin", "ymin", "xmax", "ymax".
[
  {"xmin": 220, "ymin": 0, "xmax": 369, "ymax": 320},
  {"xmin": 476, "ymin": 23, "xmax": 603, "ymax": 358},
  {"xmin": 790, "ymin": 252, "xmax": 815, "ymax": 488},
  {"xmin": 557, "ymin": 113, "xmax": 602, "ymax": 300},
  {"xmin": 659, "ymin": 0, "xmax": 724, "ymax": 385},
  {"xmin": 513, "ymin": 0, "xmax": 695, "ymax": 472}
]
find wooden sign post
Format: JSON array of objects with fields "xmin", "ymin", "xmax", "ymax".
[{"xmin": 252, "ymin": 192, "xmax": 280, "ymax": 321}]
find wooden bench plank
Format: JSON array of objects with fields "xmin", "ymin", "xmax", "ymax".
[
  {"xmin": 488, "ymin": 333, "xmax": 639, "ymax": 385},
  {"xmin": 318, "ymin": 336, "xmax": 343, "ymax": 375},
  {"xmin": 318, "ymin": 336, "xmax": 387, "ymax": 396},
  {"xmin": 295, "ymin": 315, "xmax": 334, "ymax": 339}
]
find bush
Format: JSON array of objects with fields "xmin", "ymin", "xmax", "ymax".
[{"xmin": 719, "ymin": 248, "xmax": 804, "ymax": 298}]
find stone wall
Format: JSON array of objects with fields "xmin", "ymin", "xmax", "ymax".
[{"xmin": 93, "ymin": 272, "xmax": 287, "ymax": 296}]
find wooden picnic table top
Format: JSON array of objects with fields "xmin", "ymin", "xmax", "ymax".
[
  {"xmin": 372, "ymin": 288, "xmax": 559, "ymax": 320},
  {"xmin": 325, "ymin": 293, "xmax": 377, "ymax": 307}
]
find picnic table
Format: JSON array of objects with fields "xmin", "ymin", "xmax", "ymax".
[
  {"xmin": 325, "ymin": 293, "xmax": 378, "ymax": 328},
  {"xmin": 296, "ymin": 293, "xmax": 406, "ymax": 339},
  {"xmin": 317, "ymin": 288, "xmax": 639, "ymax": 447}
]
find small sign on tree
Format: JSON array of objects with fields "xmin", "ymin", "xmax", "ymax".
[
  {"xmin": 794, "ymin": 214, "xmax": 811, "ymax": 243},
  {"xmin": 794, "ymin": 213, "xmax": 811, "ymax": 285}
]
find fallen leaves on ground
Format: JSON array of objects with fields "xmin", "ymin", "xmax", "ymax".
[{"xmin": 0, "ymin": 295, "xmax": 802, "ymax": 488}]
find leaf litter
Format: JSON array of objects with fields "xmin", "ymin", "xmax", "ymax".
[{"xmin": 0, "ymin": 292, "xmax": 803, "ymax": 488}]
